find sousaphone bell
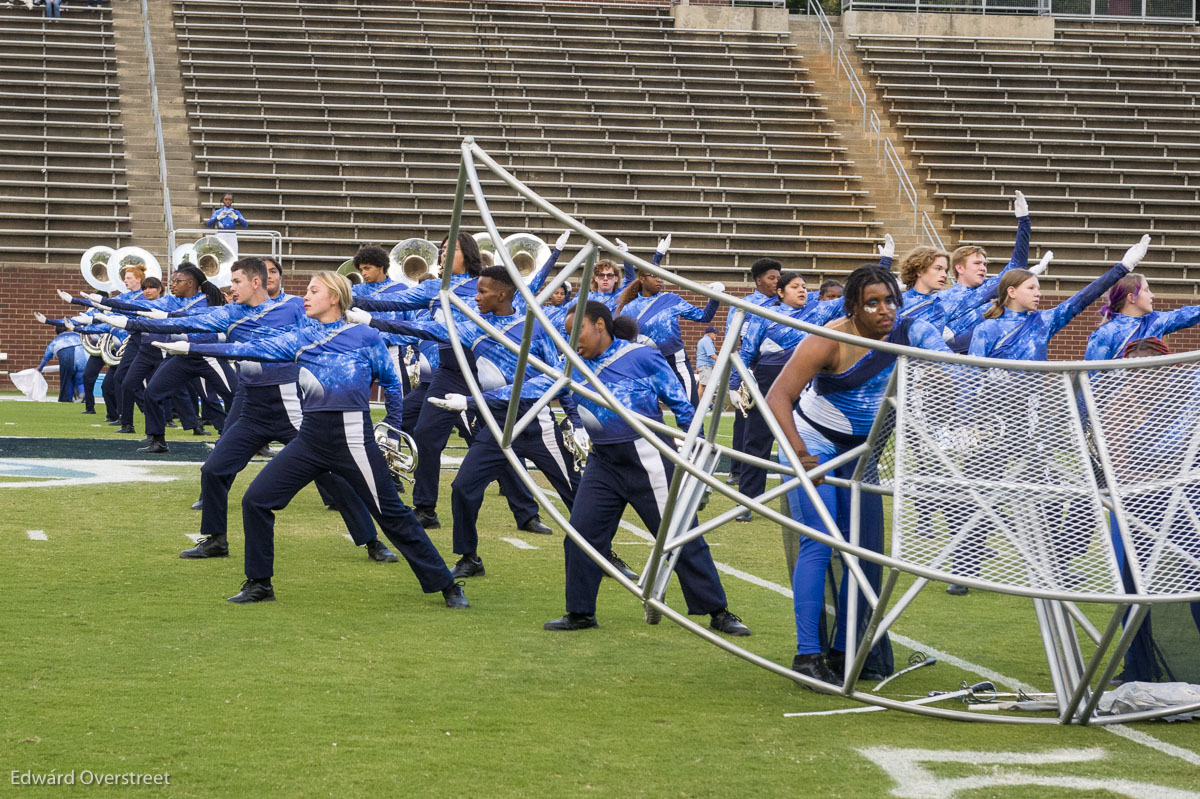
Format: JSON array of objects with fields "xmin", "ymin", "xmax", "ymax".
[
  {"xmin": 336, "ymin": 259, "xmax": 363, "ymax": 286},
  {"xmin": 106, "ymin": 246, "xmax": 162, "ymax": 288},
  {"xmin": 502, "ymin": 233, "xmax": 551, "ymax": 280},
  {"xmin": 79, "ymin": 245, "xmax": 116, "ymax": 292},
  {"xmin": 389, "ymin": 238, "xmax": 439, "ymax": 286},
  {"xmin": 191, "ymin": 236, "xmax": 235, "ymax": 288}
]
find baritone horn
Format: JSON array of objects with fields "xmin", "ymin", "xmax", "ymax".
[
  {"xmin": 373, "ymin": 422, "xmax": 418, "ymax": 483},
  {"xmin": 389, "ymin": 238, "xmax": 439, "ymax": 286},
  {"xmin": 80, "ymin": 331, "xmax": 105, "ymax": 358},
  {"xmin": 106, "ymin": 246, "xmax": 162, "ymax": 288},
  {"xmin": 100, "ymin": 331, "xmax": 126, "ymax": 367},
  {"xmin": 191, "ymin": 236, "xmax": 235, "ymax": 287},
  {"xmin": 337, "ymin": 259, "xmax": 363, "ymax": 285},
  {"xmin": 80, "ymin": 245, "xmax": 116, "ymax": 292}
]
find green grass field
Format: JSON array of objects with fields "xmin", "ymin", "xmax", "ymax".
[{"xmin": 1, "ymin": 398, "xmax": 1198, "ymax": 797}]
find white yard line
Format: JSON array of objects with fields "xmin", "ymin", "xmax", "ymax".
[
  {"xmin": 184, "ymin": 533, "xmax": 202, "ymax": 543},
  {"xmin": 501, "ymin": 537, "xmax": 538, "ymax": 550},
  {"xmin": 26, "ymin": 530, "xmax": 47, "ymax": 541},
  {"xmin": 616, "ymin": 520, "xmax": 1197, "ymax": 766}
]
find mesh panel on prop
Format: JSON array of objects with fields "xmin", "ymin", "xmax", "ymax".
[
  {"xmin": 890, "ymin": 358, "xmax": 1121, "ymax": 595},
  {"xmin": 1089, "ymin": 363, "xmax": 1200, "ymax": 597},
  {"xmin": 862, "ymin": 403, "xmax": 895, "ymax": 489}
]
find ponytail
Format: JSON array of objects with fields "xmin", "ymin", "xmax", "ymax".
[
  {"xmin": 199, "ymin": 280, "xmax": 225, "ymax": 306},
  {"xmin": 615, "ymin": 278, "xmax": 642, "ymax": 315}
]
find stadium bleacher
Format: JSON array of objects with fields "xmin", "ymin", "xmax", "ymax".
[
  {"xmin": 0, "ymin": 6, "xmax": 130, "ymax": 263},
  {"xmin": 852, "ymin": 22, "xmax": 1200, "ymax": 292},
  {"xmin": 172, "ymin": 0, "xmax": 881, "ymax": 280}
]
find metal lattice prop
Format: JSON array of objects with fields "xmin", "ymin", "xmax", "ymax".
[{"xmin": 437, "ymin": 139, "xmax": 1200, "ymax": 725}]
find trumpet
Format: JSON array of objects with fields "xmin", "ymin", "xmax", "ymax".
[
  {"xmin": 733, "ymin": 383, "xmax": 755, "ymax": 418},
  {"xmin": 373, "ymin": 422, "xmax": 418, "ymax": 483}
]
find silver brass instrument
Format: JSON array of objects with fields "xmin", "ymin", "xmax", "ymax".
[
  {"xmin": 79, "ymin": 245, "xmax": 117, "ymax": 292},
  {"xmin": 559, "ymin": 418, "xmax": 590, "ymax": 472},
  {"xmin": 100, "ymin": 332, "xmax": 126, "ymax": 367},
  {"xmin": 473, "ymin": 231, "xmax": 497, "ymax": 268},
  {"xmin": 106, "ymin": 246, "xmax": 162, "ymax": 288},
  {"xmin": 336, "ymin": 259, "xmax": 364, "ymax": 285},
  {"xmin": 389, "ymin": 238, "xmax": 439, "ymax": 286},
  {"xmin": 502, "ymin": 233, "xmax": 551, "ymax": 280},
  {"xmin": 373, "ymin": 421, "xmax": 418, "ymax": 483},
  {"xmin": 733, "ymin": 383, "xmax": 755, "ymax": 418},
  {"xmin": 191, "ymin": 236, "xmax": 235, "ymax": 287},
  {"xmin": 172, "ymin": 242, "xmax": 196, "ymax": 269},
  {"xmin": 80, "ymin": 332, "xmax": 105, "ymax": 358}
]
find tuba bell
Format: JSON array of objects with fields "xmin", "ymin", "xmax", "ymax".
[
  {"xmin": 80, "ymin": 245, "xmax": 117, "ymax": 292},
  {"xmin": 191, "ymin": 236, "xmax": 235, "ymax": 287},
  {"xmin": 172, "ymin": 242, "xmax": 196, "ymax": 269},
  {"xmin": 473, "ymin": 231, "xmax": 498, "ymax": 268},
  {"xmin": 388, "ymin": 238, "xmax": 439, "ymax": 286},
  {"xmin": 336, "ymin": 259, "xmax": 364, "ymax": 285},
  {"xmin": 373, "ymin": 422, "xmax": 418, "ymax": 483},
  {"xmin": 106, "ymin": 246, "xmax": 162, "ymax": 288},
  {"xmin": 502, "ymin": 233, "xmax": 550, "ymax": 280}
]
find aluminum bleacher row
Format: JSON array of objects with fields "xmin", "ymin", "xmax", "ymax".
[
  {"xmin": 853, "ymin": 23, "xmax": 1200, "ymax": 290},
  {"xmin": 173, "ymin": 0, "xmax": 879, "ymax": 278},
  {"xmin": 0, "ymin": 5, "xmax": 129, "ymax": 264}
]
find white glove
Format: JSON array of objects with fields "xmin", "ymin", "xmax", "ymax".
[
  {"xmin": 730, "ymin": 389, "xmax": 746, "ymax": 412},
  {"xmin": 555, "ymin": 230, "xmax": 570, "ymax": 251},
  {"xmin": 83, "ymin": 292, "xmax": 104, "ymax": 303},
  {"xmin": 138, "ymin": 309, "xmax": 169, "ymax": 320},
  {"xmin": 63, "ymin": 319, "xmax": 75, "ymax": 332},
  {"xmin": 1030, "ymin": 250, "xmax": 1052, "ymax": 276},
  {"xmin": 57, "ymin": 289, "xmax": 73, "ymax": 303},
  {"xmin": 96, "ymin": 313, "xmax": 127, "ymax": 329},
  {"xmin": 878, "ymin": 233, "xmax": 895, "ymax": 259},
  {"xmin": 428, "ymin": 393, "xmax": 467, "ymax": 412},
  {"xmin": 33, "ymin": 311, "xmax": 46, "ymax": 324},
  {"xmin": 707, "ymin": 281, "xmax": 725, "ymax": 294},
  {"xmin": 572, "ymin": 426, "xmax": 590, "ymax": 453},
  {"xmin": 1013, "ymin": 189, "xmax": 1028, "ymax": 219},
  {"xmin": 345, "ymin": 307, "xmax": 372, "ymax": 325},
  {"xmin": 656, "ymin": 233, "xmax": 673, "ymax": 255},
  {"xmin": 72, "ymin": 313, "xmax": 93, "ymax": 324},
  {"xmin": 614, "ymin": 238, "xmax": 628, "ymax": 254},
  {"xmin": 1121, "ymin": 234, "xmax": 1151, "ymax": 270},
  {"xmin": 152, "ymin": 341, "xmax": 190, "ymax": 355}
]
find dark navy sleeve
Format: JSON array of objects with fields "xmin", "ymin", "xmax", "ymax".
[
  {"xmin": 353, "ymin": 281, "xmax": 437, "ymax": 312},
  {"xmin": 126, "ymin": 306, "xmax": 235, "ymax": 334}
]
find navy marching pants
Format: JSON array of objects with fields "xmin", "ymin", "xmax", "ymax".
[
  {"xmin": 738, "ymin": 362, "xmax": 784, "ymax": 500},
  {"xmin": 664, "ymin": 347, "xmax": 699, "ymax": 407},
  {"xmin": 144, "ymin": 354, "xmax": 237, "ymax": 437},
  {"xmin": 199, "ymin": 383, "xmax": 379, "ymax": 547},
  {"xmin": 564, "ymin": 436, "xmax": 727, "ymax": 617},
  {"xmin": 730, "ymin": 410, "xmax": 747, "ymax": 484},
  {"xmin": 451, "ymin": 402, "xmax": 580, "ymax": 556},
  {"xmin": 110, "ymin": 333, "xmax": 140, "ymax": 419},
  {"xmin": 120, "ymin": 346, "xmax": 165, "ymax": 427},
  {"xmin": 55, "ymin": 345, "xmax": 78, "ymax": 402},
  {"xmin": 411, "ymin": 368, "xmax": 541, "ymax": 525},
  {"xmin": 81, "ymin": 354, "xmax": 104, "ymax": 412},
  {"xmin": 101, "ymin": 364, "xmax": 119, "ymax": 419},
  {"xmin": 241, "ymin": 410, "xmax": 453, "ymax": 591}
]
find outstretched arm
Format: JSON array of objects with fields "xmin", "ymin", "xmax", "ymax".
[{"xmin": 1048, "ymin": 236, "xmax": 1147, "ymax": 337}]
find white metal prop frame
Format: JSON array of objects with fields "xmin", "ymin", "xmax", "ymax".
[{"xmin": 438, "ymin": 138, "xmax": 1200, "ymax": 725}]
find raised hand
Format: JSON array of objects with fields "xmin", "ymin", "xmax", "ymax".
[
  {"xmin": 555, "ymin": 230, "xmax": 570, "ymax": 251},
  {"xmin": 1122, "ymin": 235, "xmax": 1151, "ymax": 270},
  {"xmin": 1013, "ymin": 189, "xmax": 1029, "ymax": 219},
  {"xmin": 1030, "ymin": 250, "xmax": 1053, "ymax": 276},
  {"xmin": 879, "ymin": 233, "xmax": 895, "ymax": 260},
  {"xmin": 656, "ymin": 233, "xmax": 673, "ymax": 255}
]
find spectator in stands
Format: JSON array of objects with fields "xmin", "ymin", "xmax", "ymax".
[
  {"xmin": 695, "ymin": 325, "xmax": 717, "ymax": 394},
  {"xmin": 818, "ymin": 280, "xmax": 843, "ymax": 301},
  {"xmin": 205, "ymin": 194, "xmax": 249, "ymax": 232},
  {"xmin": 44, "ymin": 0, "xmax": 62, "ymax": 19}
]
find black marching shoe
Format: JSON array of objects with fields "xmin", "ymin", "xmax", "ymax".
[
  {"xmin": 413, "ymin": 506, "xmax": 440, "ymax": 529},
  {"xmin": 518, "ymin": 515, "xmax": 553, "ymax": 535},
  {"xmin": 605, "ymin": 550, "xmax": 637, "ymax": 580},
  {"xmin": 543, "ymin": 612, "xmax": 598, "ymax": 631},
  {"xmin": 710, "ymin": 609, "xmax": 751, "ymax": 637},
  {"xmin": 180, "ymin": 534, "xmax": 228, "ymax": 559},
  {"xmin": 227, "ymin": 578, "xmax": 275, "ymax": 604},
  {"xmin": 827, "ymin": 649, "xmax": 887, "ymax": 681},
  {"xmin": 450, "ymin": 555, "xmax": 485, "ymax": 579},
  {"xmin": 791, "ymin": 653, "xmax": 843, "ymax": 688},
  {"xmin": 256, "ymin": 444, "xmax": 272, "ymax": 457},
  {"xmin": 365, "ymin": 539, "xmax": 398, "ymax": 563},
  {"xmin": 81, "ymin": 408, "xmax": 96, "ymax": 415},
  {"xmin": 442, "ymin": 581, "xmax": 470, "ymax": 609},
  {"xmin": 105, "ymin": 418, "xmax": 121, "ymax": 425},
  {"xmin": 946, "ymin": 584, "xmax": 969, "ymax": 596},
  {"xmin": 116, "ymin": 424, "xmax": 136, "ymax": 434},
  {"xmin": 734, "ymin": 509, "xmax": 753, "ymax": 523},
  {"xmin": 138, "ymin": 435, "xmax": 169, "ymax": 454},
  {"xmin": 193, "ymin": 426, "xmax": 211, "ymax": 436},
  {"xmin": 191, "ymin": 497, "xmax": 204, "ymax": 510}
]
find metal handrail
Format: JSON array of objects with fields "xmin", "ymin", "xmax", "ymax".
[
  {"xmin": 168, "ymin": 228, "xmax": 284, "ymax": 265},
  {"xmin": 138, "ymin": 0, "xmax": 173, "ymax": 248}
]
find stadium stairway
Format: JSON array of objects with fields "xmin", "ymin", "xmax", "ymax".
[{"xmin": 169, "ymin": 0, "xmax": 886, "ymax": 283}]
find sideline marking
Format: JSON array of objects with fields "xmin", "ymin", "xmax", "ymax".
[
  {"xmin": 858, "ymin": 746, "xmax": 1200, "ymax": 799},
  {"xmin": 502, "ymin": 537, "xmax": 537, "ymax": 550},
  {"xmin": 343, "ymin": 534, "xmax": 354, "ymax": 543},
  {"xmin": 26, "ymin": 530, "xmax": 47, "ymax": 541},
  {"xmin": 184, "ymin": 534, "xmax": 202, "ymax": 544},
  {"xmin": 615, "ymin": 520, "xmax": 1197, "ymax": 766},
  {"xmin": 0, "ymin": 458, "xmax": 179, "ymax": 489}
]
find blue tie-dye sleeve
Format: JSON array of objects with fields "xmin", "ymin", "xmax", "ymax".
[
  {"xmin": 352, "ymin": 281, "xmax": 438, "ymax": 312},
  {"xmin": 190, "ymin": 326, "xmax": 306, "ymax": 363},
  {"xmin": 367, "ymin": 316, "xmax": 450, "ymax": 344},
  {"xmin": 676, "ymin": 294, "xmax": 719, "ymax": 323},
  {"xmin": 1048, "ymin": 262, "xmax": 1129, "ymax": 338},
  {"xmin": 645, "ymin": 348, "xmax": 695, "ymax": 430}
]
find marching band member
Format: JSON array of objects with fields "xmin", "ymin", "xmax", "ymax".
[
  {"xmin": 726, "ymin": 258, "xmax": 781, "ymax": 488},
  {"xmin": 1086, "ymin": 273, "xmax": 1200, "ymax": 361},
  {"xmin": 36, "ymin": 310, "xmax": 102, "ymax": 410},
  {"xmin": 614, "ymin": 252, "xmax": 723, "ymax": 406},
  {"xmin": 349, "ymin": 233, "xmax": 547, "ymax": 534},
  {"xmin": 766, "ymin": 264, "xmax": 953, "ymax": 686},
  {"xmin": 354, "ymin": 266, "xmax": 579, "ymax": 579},
  {"xmin": 896, "ymin": 245, "xmax": 953, "ymax": 328},
  {"xmin": 153, "ymin": 271, "xmax": 464, "ymax": 606},
  {"xmin": 969, "ymin": 235, "xmax": 1149, "ymax": 361},
  {"xmin": 542, "ymin": 301, "xmax": 751, "ymax": 637},
  {"xmin": 101, "ymin": 258, "xmax": 396, "ymax": 564},
  {"xmin": 559, "ymin": 235, "xmax": 646, "ymax": 317},
  {"xmin": 35, "ymin": 325, "xmax": 85, "ymax": 402}
]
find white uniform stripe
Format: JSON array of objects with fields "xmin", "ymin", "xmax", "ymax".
[
  {"xmin": 671, "ymin": 349, "xmax": 694, "ymax": 399},
  {"xmin": 343, "ymin": 412, "xmax": 381, "ymax": 514},
  {"xmin": 278, "ymin": 382, "xmax": 303, "ymax": 430},
  {"xmin": 536, "ymin": 407, "xmax": 572, "ymax": 485},
  {"xmin": 204, "ymin": 357, "xmax": 231, "ymax": 391},
  {"xmin": 633, "ymin": 437, "xmax": 671, "ymax": 519}
]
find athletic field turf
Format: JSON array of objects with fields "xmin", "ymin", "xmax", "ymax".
[{"xmin": 2, "ymin": 398, "xmax": 1198, "ymax": 797}]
